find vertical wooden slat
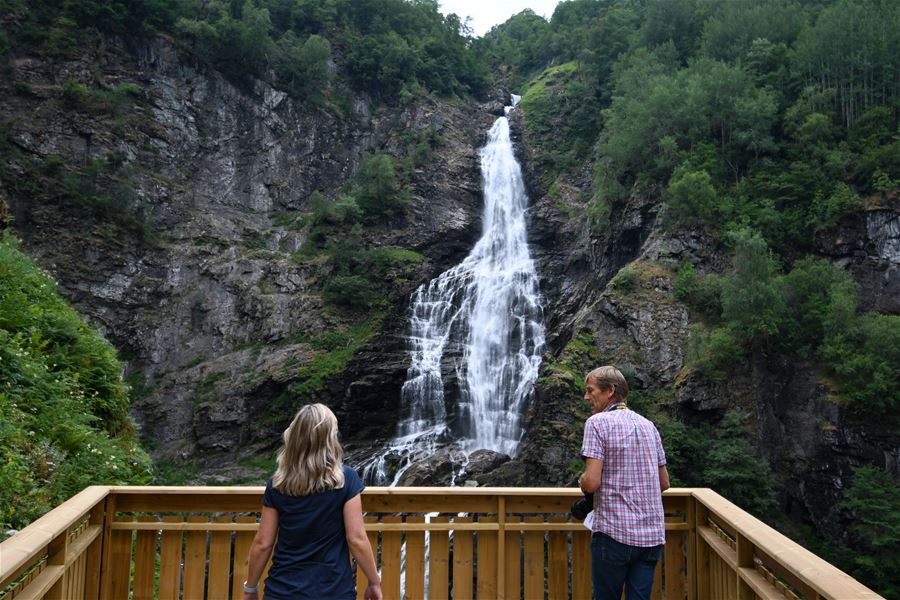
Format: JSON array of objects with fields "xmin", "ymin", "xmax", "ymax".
[
  {"xmin": 158, "ymin": 515, "xmax": 183, "ymax": 600},
  {"xmin": 45, "ymin": 529, "xmax": 67, "ymax": 600},
  {"xmin": 232, "ymin": 515, "xmax": 257, "ymax": 600},
  {"xmin": 405, "ymin": 516, "xmax": 426, "ymax": 600},
  {"xmin": 97, "ymin": 495, "xmax": 116, "ymax": 600},
  {"xmin": 133, "ymin": 515, "xmax": 158, "ymax": 600},
  {"xmin": 547, "ymin": 517, "xmax": 568, "ymax": 600},
  {"xmin": 83, "ymin": 498, "xmax": 108, "ymax": 600},
  {"xmin": 207, "ymin": 515, "xmax": 232, "ymax": 599},
  {"xmin": 429, "ymin": 517, "xmax": 450, "ymax": 600},
  {"xmin": 665, "ymin": 530, "xmax": 686, "ymax": 600},
  {"xmin": 476, "ymin": 517, "xmax": 497, "ymax": 600},
  {"xmin": 651, "ymin": 557, "xmax": 663, "ymax": 600},
  {"xmin": 182, "ymin": 515, "xmax": 208, "ymax": 600},
  {"xmin": 572, "ymin": 528, "xmax": 591, "ymax": 600},
  {"xmin": 686, "ymin": 498, "xmax": 697, "ymax": 600},
  {"xmin": 109, "ymin": 517, "xmax": 133, "ymax": 600},
  {"xmin": 452, "ymin": 517, "xmax": 474, "ymax": 600},
  {"xmin": 357, "ymin": 516, "xmax": 378, "ymax": 600},
  {"xmin": 382, "ymin": 516, "xmax": 403, "ymax": 600},
  {"xmin": 696, "ymin": 504, "xmax": 709, "ymax": 600},
  {"xmin": 523, "ymin": 516, "xmax": 544, "ymax": 600},
  {"xmin": 505, "ymin": 517, "xmax": 522, "ymax": 600}
]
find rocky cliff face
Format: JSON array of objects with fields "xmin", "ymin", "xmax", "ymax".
[{"xmin": 2, "ymin": 34, "xmax": 493, "ymax": 474}]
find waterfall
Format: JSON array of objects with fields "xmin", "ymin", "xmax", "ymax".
[{"xmin": 363, "ymin": 95, "xmax": 544, "ymax": 484}]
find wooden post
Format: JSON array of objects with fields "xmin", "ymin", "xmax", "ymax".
[
  {"xmin": 695, "ymin": 497, "xmax": 709, "ymax": 600},
  {"xmin": 736, "ymin": 533, "xmax": 754, "ymax": 600},
  {"xmin": 97, "ymin": 494, "xmax": 116, "ymax": 600},
  {"xmin": 84, "ymin": 498, "xmax": 106, "ymax": 599},
  {"xmin": 496, "ymin": 495, "xmax": 506, "ymax": 600},
  {"xmin": 686, "ymin": 496, "xmax": 697, "ymax": 600},
  {"xmin": 44, "ymin": 530, "xmax": 68, "ymax": 600}
]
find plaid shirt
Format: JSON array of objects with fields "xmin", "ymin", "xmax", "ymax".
[{"xmin": 581, "ymin": 404, "xmax": 666, "ymax": 547}]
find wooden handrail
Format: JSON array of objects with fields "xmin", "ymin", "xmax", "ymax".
[
  {"xmin": 692, "ymin": 489, "xmax": 882, "ymax": 600},
  {"xmin": 0, "ymin": 485, "xmax": 109, "ymax": 592},
  {"xmin": 0, "ymin": 486, "xmax": 884, "ymax": 600}
]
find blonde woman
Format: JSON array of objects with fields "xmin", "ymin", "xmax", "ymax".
[{"xmin": 243, "ymin": 404, "xmax": 382, "ymax": 600}]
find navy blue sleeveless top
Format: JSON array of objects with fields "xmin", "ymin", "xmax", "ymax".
[{"xmin": 262, "ymin": 465, "xmax": 364, "ymax": 599}]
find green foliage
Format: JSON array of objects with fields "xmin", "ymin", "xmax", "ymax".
[
  {"xmin": 808, "ymin": 183, "xmax": 861, "ymax": 232},
  {"xmin": 323, "ymin": 275, "xmax": 376, "ymax": 308},
  {"xmin": 0, "ymin": 236, "xmax": 152, "ymax": 532},
  {"xmin": 274, "ymin": 32, "xmax": 331, "ymax": 101},
  {"xmin": 839, "ymin": 465, "xmax": 900, "ymax": 598},
  {"xmin": 518, "ymin": 62, "xmax": 600, "ymax": 181},
  {"xmin": 720, "ymin": 228, "xmax": 784, "ymax": 347},
  {"xmin": 666, "ymin": 169, "xmax": 720, "ymax": 226},
  {"xmin": 696, "ymin": 411, "xmax": 775, "ymax": 516},
  {"xmin": 820, "ymin": 313, "xmax": 900, "ymax": 420},
  {"xmin": 354, "ymin": 153, "xmax": 410, "ymax": 219},
  {"xmin": 685, "ymin": 324, "xmax": 744, "ymax": 381},
  {"xmin": 286, "ymin": 321, "xmax": 377, "ymax": 399},
  {"xmin": 610, "ymin": 265, "xmax": 638, "ymax": 294}
]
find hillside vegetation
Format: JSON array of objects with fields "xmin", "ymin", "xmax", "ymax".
[
  {"xmin": 0, "ymin": 235, "xmax": 152, "ymax": 536},
  {"xmin": 478, "ymin": 0, "xmax": 899, "ymax": 595}
]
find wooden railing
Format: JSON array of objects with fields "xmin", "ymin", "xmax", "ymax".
[{"xmin": 0, "ymin": 486, "xmax": 882, "ymax": 600}]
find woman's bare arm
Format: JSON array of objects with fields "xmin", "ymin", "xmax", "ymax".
[{"xmin": 344, "ymin": 494, "xmax": 382, "ymax": 600}]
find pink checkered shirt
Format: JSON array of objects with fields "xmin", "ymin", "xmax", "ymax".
[{"xmin": 581, "ymin": 404, "xmax": 666, "ymax": 547}]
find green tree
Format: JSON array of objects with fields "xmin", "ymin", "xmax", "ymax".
[
  {"xmin": 839, "ymin": 465, "xmax": 900, "ymax": 598},
  {"xmin": 666, "ymin": 169, "xmax": 720, "ymax": 225},
  {"xmin": 355, "ymin": 154, "xmax": 409, "ymax": 218},
  {"xmin": 721, "ymin": 228, "xmax": 784, "ymax": 347}
]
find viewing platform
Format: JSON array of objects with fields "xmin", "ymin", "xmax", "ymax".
[{"xmin": 0, "ymin": 486, "xmax": 882, "ymax": 600}]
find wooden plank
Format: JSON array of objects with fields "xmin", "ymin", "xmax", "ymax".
[
  {"xmin": 476, "ymin": 516, "xmax": 498, "ymax": 600},
  {"xmin": 382, "ymin": 516, "xmax": 403, "ymax": 600},
  {"xmin": 698, "ymin": 526, "xmax": 737, "ymax": 569},
  {"xmin": 429, "ymin": 517, "xmax": 450, "ymax": 600},
  {"xmin": 182, "ymin": 515, "xmax": 208, "ymax": 600},
  {"xmin": 572, "ymin": 528, "xmax": 591, "ymax": 600},
  {"xmin": 651, "ymin": 557, "xmax": 662, "ymax": 600},
  {"xmin": 132, "ymin": 515, "xmax": 158, "ymax": 600},
  {"xmin": 505, "ymin": 516, "xmax": 522, "ymax": 600},
  {"xmin": 84, "ymin": 502, "xmax": 105, "ymax": 600},
  {"xmin": 686, "ymin": 496, "xmax": 697, "ymax": 600},
  {"xmin": 547, "ymin": 516, "xmax": 568, "ymax": 600},
  {"xmin": 404, "ymin": 516, "xmax": 426, "ymax": 600},
  {"xmin": 665, "ymin": 530, "xmax": 685, "ymax": 600},
  {"xmin": 112, "ymin": 494, "xmax": 263, "ymax": 513},
  {"xmin": 232, "ymin": 515, "xmax": 257, "ymax": 600},
  {"xmin": 452, "ymin": 517, "xmax": 474, "ymax": 600},
  {"xmin": 739, "ymin": 567, "xmax": 786, "ymax": 600},
  {"xmin": 6, "ymin": 565, "xmax": 65, "ymax": 600},
  {"xmin": 364, "ymin": 496, "xmax": 499, "ymax": 513},
  {"xmin": 158, "ymin": 515, "xmax": 183, "ymax": 600},
  {"xmin": 523, "ymin": 516, "xmax": 544, "ymax": 600},
  {"xmin": 98, "ymin": 494, "xmax": 116, "ymax": 600},
  {"xmin": 108, "ymin": 517, "xmax": 133, "ymax": 600},
  {"xmin": 207, "ymin": 515, "xmax": 232, "ymax": 600}
]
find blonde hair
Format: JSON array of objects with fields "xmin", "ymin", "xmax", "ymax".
[
  {"xmin": 272, "ymin": 403, "xmax": 345, "ymax": 496},
  {"xmin": 585, "ymin": 365, "xmax": 628, "ymax": 403}
]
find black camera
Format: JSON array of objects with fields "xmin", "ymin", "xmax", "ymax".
[{"xmin": 570, "ymin": 492, "xmax": 594, "ymax": 520}]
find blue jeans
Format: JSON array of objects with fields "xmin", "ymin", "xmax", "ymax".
[{"xmin": 590, "ymin": 532, "xmax": 663, "ymax": 600}]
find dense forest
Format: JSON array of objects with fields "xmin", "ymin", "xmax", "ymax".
[{"xmin": 1, "ymin": 0, "xmax": 898, "ymax": 596}]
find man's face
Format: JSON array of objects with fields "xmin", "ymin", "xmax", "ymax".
[{"xmin": 584, "ymin": 377, "xmax": 614, "ymax": 414}]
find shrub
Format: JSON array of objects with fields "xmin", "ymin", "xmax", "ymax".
[
  {"xmin": 0, "ymin": 236, "xmax": 152, "ymax": 532},
  {"xmin": 667, "ymin": 168, "xmax": 720, "ymax": 226},
  {"xmin": 323, "ymin": 275, "xmax": 376, "ymax": 308}
]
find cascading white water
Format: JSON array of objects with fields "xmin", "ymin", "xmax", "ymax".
[{"xmin": 363, "ymin": 95, "xmax": 544, "ymax": 484}]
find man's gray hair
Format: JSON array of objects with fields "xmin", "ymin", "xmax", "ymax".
[{"xmin": 585, "ymin": 365, "xmax": 628, "ymax": 402}]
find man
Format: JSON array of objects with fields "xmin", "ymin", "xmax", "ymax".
[{"xmin": 578, "ymin": 366, "xmax": 670, "ymax": 600}]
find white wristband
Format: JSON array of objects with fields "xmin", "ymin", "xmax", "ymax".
[{"xmin": 243, "ymin": 581, "xmax": 259, "ymax": 593}]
